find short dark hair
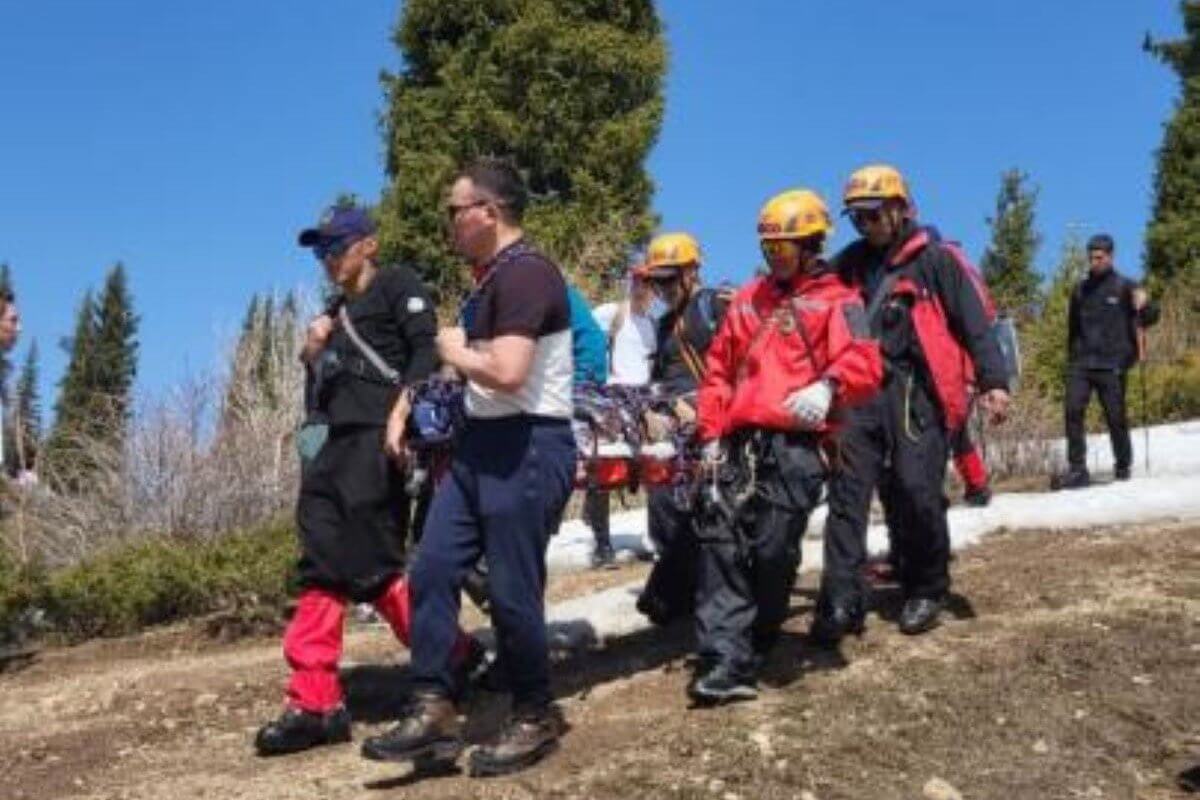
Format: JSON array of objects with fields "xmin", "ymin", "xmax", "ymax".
[
  {"xmin": 0, "ymin": 288, "xmax": 14, "ymax": 311},
  {"xmin": 457, "ymin": 157, "xmax": 528, "ymax": 224},
  {"xmin": 1086, "ymin": 233, "xmax": 1115, "ymax": 253}
]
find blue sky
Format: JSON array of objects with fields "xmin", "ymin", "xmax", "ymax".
[{"xmin": 0, "ymin": 1, "xmax": 1183, "ymax": 410}]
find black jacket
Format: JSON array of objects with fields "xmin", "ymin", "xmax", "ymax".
[
  {"xmin": 834, "ymin": 226, "xmax": 1008, "ymax": 394},
  {"xmin": 652, "ymin": 287, "xmax": 729, "ymax": 395},
  {"xmin": 1067, "ymin": 268, "xmax": 1159, "ymax": 371}
]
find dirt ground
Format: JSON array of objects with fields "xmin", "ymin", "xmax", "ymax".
[{"xmin": 2, "ymin": 521, "xmax": 1199, "ymax": 800}]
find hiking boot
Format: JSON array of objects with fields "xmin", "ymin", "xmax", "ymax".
[
  {"xmin": 360, "ymin": 692, "xmax": 463, "ymax": 764},
  {"xmin": 255, "ymin": 706, "xmax": 351, "ymax": 756},
  {"xmin": 590, "ymin": 544, "xmax": 617, "ymax": 570},
  {"xmin": 963, "ymin": 484, "xmax": 992, "ymax": 507},
  {"xmin": 1114, "ymin": 465, "xmax": 1132, "ymax": 481},
  {"xmin": 468, "ymin": 705, "xmax": 566, "ymax": 777},
  {"xmin": 808, "ymin": 602, "xmax": 865, "ymax": 646},
  {"xmin": 1053, "ymin": 467, "xmax": 1090, "ymax": 491},
  {"xmin": 898, "ymin": 596, "xmax": 943, "ymax": 636},
  {"xmin": 687, "ymin": 664, "xmax": 758, "ymax": 705}
]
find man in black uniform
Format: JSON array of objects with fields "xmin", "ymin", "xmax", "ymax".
[
  {"xmin": 256, "ymin": 204, "xmax": 478, "ymax": 756},
  {"xmin": 1057, "ymin": 233, "xmax": 1159, "ymax": 489},
  {"xmin": 814, "ymin": 165, "xmax": 1010, "ymax": 642},
  {"xmin": 634, "ymin": 232, "xmax": 728, "ymax": 625}
]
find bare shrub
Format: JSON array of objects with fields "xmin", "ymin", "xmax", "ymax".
[{"xmin": 3, "ymin": 291, "xmax": 311, "ymax": 568}]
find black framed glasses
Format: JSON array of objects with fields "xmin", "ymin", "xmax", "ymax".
[{"xmin": 445, "ymin": 199, "xmax": 489, "ymax": 222}]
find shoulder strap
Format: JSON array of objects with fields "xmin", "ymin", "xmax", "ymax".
[
  {"xmin": 865, "ymin": 269, "xmax": 903, "ymax": 328},
  {"xmin": 338, "ymin": 305, "xmax": 402, "ymax": 386}
]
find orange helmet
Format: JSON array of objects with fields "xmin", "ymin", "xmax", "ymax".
[
  {"xmin": 758, "ymin": 189, "xmax": 833, "ymax": 241},
  {"xmin": 842, "ymin": 164, "xmax": 911, "ymax": 209},
  {"xmin": 644, "ymin": 232, "xmax": 701, "ymax": 277}
]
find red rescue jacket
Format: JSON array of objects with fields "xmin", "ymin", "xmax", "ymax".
[{"xmin": 696, "ymin": 267, "xmax": 883, "ymax": 441}]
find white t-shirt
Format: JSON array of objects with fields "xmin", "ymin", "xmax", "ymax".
[{"xmin": 592, "ymin": 301, "xmax": 657, "ymax": 386}]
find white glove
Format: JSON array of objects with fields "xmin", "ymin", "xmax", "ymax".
[{"xmin": 783, "ymin": 380, "xmax": 834, "ymax": 430}]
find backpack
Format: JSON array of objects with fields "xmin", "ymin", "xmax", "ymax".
[{"xmin": 928, "ymin": 231, "xmax": 1020, "ymax": 389}]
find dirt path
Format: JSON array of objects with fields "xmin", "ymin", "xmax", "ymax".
[{"xmin": 2, "ymin": 522, "xmax": 1199, "ymax": 799}]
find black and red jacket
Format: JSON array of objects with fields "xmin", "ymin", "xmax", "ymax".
[
  {"xmin": 696, "ymin": 267, "xmax": 883, "ymax": 441},
  {"xmin": 835, "ymin": 225, "xmax": 1007, "ymax": 432}
]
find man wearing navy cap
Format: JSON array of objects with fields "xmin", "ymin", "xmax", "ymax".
[{"xmin": 256, "ymin": 203, "xmax": 481, "ymax": 756}]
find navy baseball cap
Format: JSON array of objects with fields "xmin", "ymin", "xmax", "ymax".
[{"xmin": 298, "ymin": 204, "xmax": 377, "ymax": 248}]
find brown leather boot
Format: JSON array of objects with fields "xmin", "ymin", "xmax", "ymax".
[
  {"xmin": 360, "ymin": 692, "xmax": 462, "ymax": 764},
  {"xmin": 468, "ymin": 705, "xmax": 566, "ymax": 777}
]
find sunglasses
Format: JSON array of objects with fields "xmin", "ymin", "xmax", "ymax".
[
  {"xmin": 849, "ymin": 208, "xmax": 884, "ymax": 227},
  {"xmin": 313, "ymin": 237, "xmax": 359, "ymax": 263},
  {"xmin": 445, "ymin": 199, "xmax": 489, "ymax": 222},
  {"xmin": 760, "ymin": 239, "xmax": 798, "ymax": 258}
]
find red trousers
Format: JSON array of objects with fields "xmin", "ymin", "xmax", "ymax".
[{"xmin": 282, "ymin": 577, "xmax": 473, "ymax": 712}]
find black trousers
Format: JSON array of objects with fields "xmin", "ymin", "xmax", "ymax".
[
  {"xmin": 583, "ymin": 488, "xmax": 612, "ymax": 551},
  {"xmin": 1065, "ymin": 368, "xmax": 1131, "ymax": 471},
  {"xmin": 694, "ymin": 432, "xmax": 823, "ymax": 677},
  {"xmin": 296, "ymin": 425, "xmax": 408, "ymax": 603},
  {"xmin": 820, "ymin": 373, "xmax": 951, "ymax": 611},
  {"xmin": 640, "ymin": 487, "xmax": 700, "ymax": 619}
]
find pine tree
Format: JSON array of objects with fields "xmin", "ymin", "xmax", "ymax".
[
  {"xmin": 91, "ymin": 263, "xmax": 139, "ymax": 434},
  {"xmin": 43, "ymin": 291, "xmax": 99, "ymax": 484},
  {"xmin": 1025, "ymin": 236, "xmax": 1088, "ymax": 401},
  {"xmin": 10, "ymin": 341, "xmax": 41, "ymax": 475},
  {"xmin": 377, "ymin": 0, "xmax": 667, "ymax": 303},
  {"xmin": 979, "ymin": 169, "xmax": 1043, "ymax": 323},
  {"xmin": 1144, "ymin": 1, "xmax": 1200, "ymax": 290}
]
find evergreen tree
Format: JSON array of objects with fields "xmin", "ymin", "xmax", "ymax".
[
  {"xmin": 377, "ymin": 0, "xmax": 667, "ymax": 303},
  {"xmin": 1025, "ymin": 236, "xmax": 1087, "ymax": 401},
  {"xmin": 10, "ymin": 341, "xmax": 41, "ymax": 474},
  {"xmin": 1144, "ymin": 1, "xmax": 1200, "ymax": 290},
  {"xmin": 979, "ymin": 169, "xmax": 1042, "ymax": 323},
  {"xmin": 91, "ymin": 263, "xmax": 139, "ymax": 433},
  {"xmin": 43, "ymin": 291, "xmax": 100, "ymax": 483}
]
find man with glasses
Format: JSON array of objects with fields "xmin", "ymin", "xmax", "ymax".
[
  {"xmin": 635, "ymin": 232, "xmax": 729, "ymax": 625},
  {"xmin": 1056, "ymin": 233, "xmax": 1159, "ymax": 489},
  {"xmin": 256, "ymin": 204, "xmax": 481, "ymax": 756},
  {"xmin": 813, "ymin": 165, "xmax": 1010, "ymax": 642},
  {"xmin": 363, "ymin": 159, "xmax": 576, "ymax": 777}
]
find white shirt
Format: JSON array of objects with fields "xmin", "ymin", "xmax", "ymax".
[{"xmin": 592, "ymin": 301, "xmax": 657, "ymax": 386}]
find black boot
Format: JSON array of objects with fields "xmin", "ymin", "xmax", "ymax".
[
  {"xmin": 590, "ymin": 544, "xmax": 617, "ymax": 570},
  {"xmin": 468, "ymin": 705, "xmax": 566, "ymax": 777},
  {"xmin": 963, "ymin": 484, "xmax": 992, "ymax": 507},
  {"xmin": 1114, "ymin": 465, "xmax": 1132, "ymax": 481},
  {"xmin": 1052, "ymin": 467, "xmax": 1090, "ymax": 490},
  {"xmin": 898, "ymin": 596, "xmax": 943, "ymax": 635},
  {"xmin": 360, "ymin": 692, "xmax": 463, "ymax": 764},
  {"xmin": 687, "ymin": 663, "xmax": 758, "ymax": 705},
  {"xmin": 255, "ymin": 706, "xmax": 351, "ymax": 756},
  {"xmin": 809, "ymin": 601, "xmax": 865, "ymax": 646}
]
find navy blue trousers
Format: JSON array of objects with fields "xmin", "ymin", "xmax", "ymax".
[{"xmin": 409, "ymin": 415, "xmax": 575, "ymax": 711}]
